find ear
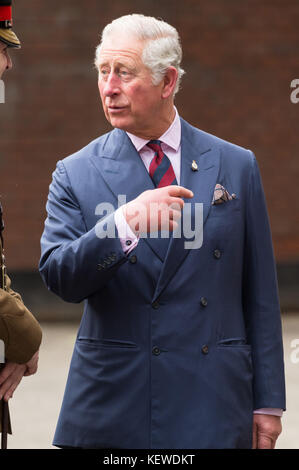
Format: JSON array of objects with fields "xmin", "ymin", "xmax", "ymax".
[{"xmin": 161, "ymin": 66, "xmax": 178, "ymax": 99}]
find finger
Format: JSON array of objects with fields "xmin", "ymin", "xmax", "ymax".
[
  {"xmin": 168, "ymin": 186, "xmax": 194, "ymax": 199},
  {"xmin": 4, "ymin": 391, "xmax": 13, "ymax": 402},
  {"xmin": 0, "ymin": 363, "xmax": 18, "ymax": 384},
  {"xmin": 168, "ymin": 219, "xmax": 178, "ymax": 231},
  {"xmin": 169, "ymin": 197, "xmax": 185, "ymax": 210},
  {"xmin": 271, "ymin": 437, "xmax": 277, "ymax": 449},
  {"xmin": 25, "ymin": 364, "xmax": 37, "ymax": 376},
  {"xmin": 252, "ymin": 422, "xmax": 258, "ymax": 449},
  {"xmin": 0, "ymin": 378, "xmax": 14, "ymax": 400},
  {"xmin": 3, "ymin": 369, "xmax": 25, "ymax": 401},
  {"xmin": 169, "ymin": 209, "xmax": 182, "ymax": 221},
  {"xmin": 257, "ymin": 433, "xmax": 273, "ymax": 449}
]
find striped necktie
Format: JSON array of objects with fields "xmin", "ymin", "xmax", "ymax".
[
  {"xmin": 147, "ymin": 140, "xmax": 177, "ymax": 188},
  {"xmin": 145, "ymin": 140, "xmax": 177, "ymax": 262}
]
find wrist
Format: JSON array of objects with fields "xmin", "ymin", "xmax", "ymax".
[{"xmin": 122, "ymin": 203, "xmax": 140, "ymax": 235}]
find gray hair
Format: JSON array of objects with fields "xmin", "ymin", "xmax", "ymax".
[{"xmin": 94, "ymin": 14, "xmax": 185, "ymax": 95}]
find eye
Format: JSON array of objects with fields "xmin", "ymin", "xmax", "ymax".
[
  {"xmin": 119, "ymin": 69, "xmax": 131, "ymax": 78},
  {"xmin": 99, "ymin": 68, "xmax": 110, "ymax": 79}
]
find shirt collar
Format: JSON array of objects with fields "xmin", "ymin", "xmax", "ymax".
[{"xmin": 126, "ymin": 107, "xmax": 181, "ymax": 152}]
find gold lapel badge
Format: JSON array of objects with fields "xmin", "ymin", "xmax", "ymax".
[{"xmin": 191, "ymin": 160, "xmax": 198, "ymax": 171}]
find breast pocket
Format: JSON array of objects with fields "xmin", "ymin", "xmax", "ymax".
[
  {"xmin": 206, "ymin": 199, "xmax": 243, "ymax": 241},
  {"xmin": 209, "ymin": 198, "xmax": 241, "ymax": 218}
]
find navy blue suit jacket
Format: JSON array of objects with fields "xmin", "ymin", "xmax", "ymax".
[{"xmin": 39, "ymin": 118, "xmax": 286, "ymax": 449}]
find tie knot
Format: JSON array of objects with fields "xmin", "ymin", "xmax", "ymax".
[{"xmin": 147, "ymin": 140, "xmax": 162, "ymax": 153}]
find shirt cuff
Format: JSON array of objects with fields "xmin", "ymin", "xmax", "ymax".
[
  {"xmin": 114, "ymin": 206, "xmax": 139, "ymax": 254},
  {"xmin": 253, "ymin": 408, "xmax": 283, "ymax": 417}
]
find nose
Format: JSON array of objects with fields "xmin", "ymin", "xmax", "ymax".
[
  {"xmin": 6, "ymin": 51, "xmax": 12, "ymax": 70},
  {"xmin": 102, "ymin": 71, "xmax": 121, "ymax": 98}
]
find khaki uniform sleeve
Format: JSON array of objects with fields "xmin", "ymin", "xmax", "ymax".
[{"xmin": 0, "ymin": 275, "xmax": 42, "ymax": 364}]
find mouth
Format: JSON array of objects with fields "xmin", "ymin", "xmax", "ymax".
[{"xmin": 107, "ymin": 105, "xmax": 127, "ymax": 114}]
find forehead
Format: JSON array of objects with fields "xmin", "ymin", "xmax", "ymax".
[
  {"xmin": 98, "ymin": 34, "xmax": 145, "ymax": 66},
  {"xmin": 0, "ymin": 41, "xmax": 7, "ymax": 52}
]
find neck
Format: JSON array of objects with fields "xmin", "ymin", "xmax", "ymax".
[{"xmin": 131, "ymin": 102, "xmax": 176, "ymax": 140}]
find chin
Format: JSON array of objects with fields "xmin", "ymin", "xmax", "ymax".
[{"xmin": 109, "ymin": 117, "xmax": 132, "ymax": 132}]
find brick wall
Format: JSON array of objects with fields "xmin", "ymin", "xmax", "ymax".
[{"xmin": 1, "ymin": 0, "xmax": 298, "ymax": 272}]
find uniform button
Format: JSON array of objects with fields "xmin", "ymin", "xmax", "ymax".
[
  {"xmin": 129, "ymin": 255, "xmax": 137, "ymax": 264},
  {"xmin": 201, "ymin": 345, "xmax": 209, "ymax": 355},
  {"xmin": 152, "ymin": 301, "xmax": 159, "ymax": 309},
  {"xmin": 200, "ymin": 297, "xmax": 208, "ymax": 307},
  {"xmin": 213, "ymin": 249, "xmax": 221, "ymax": 259},
  {"xmin": 152, "ymin": 346, "xmax": 161, "ymax": 356},
  {"xmin": 126, "ymin": 240, "xmax": 132, "ymax": 246}
]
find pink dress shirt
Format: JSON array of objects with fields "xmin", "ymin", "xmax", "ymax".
[{"xmin": 113, "ymin": 108, "xmax": 282, "ymax": 418}]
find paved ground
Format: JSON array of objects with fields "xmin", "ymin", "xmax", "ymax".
[{"xmin": 5, "ymin": 314, "xmax": 299, "ymax": 449}]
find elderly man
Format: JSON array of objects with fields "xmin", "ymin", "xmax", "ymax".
[
  {"xmin": 0, "ymin": 0, "xmax": 42, "ymax": 437},
  {"xmin": 40, "ymin": 14, "xmax": 285, "ymax": 449}
]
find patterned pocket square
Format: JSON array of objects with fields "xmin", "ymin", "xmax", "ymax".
[{"xmin": 212, "ymin": 184, "xmax": 236, "ymax": 205}]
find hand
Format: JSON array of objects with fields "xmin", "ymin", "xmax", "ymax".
[
  {"xmin": 0, "ymin": 350, "xmax": 39, "ymax": 401},
  {"xmin": 252, "ymin": 414, "xmax": 282, "ymax": 449},
  {"xmin": 24, "ymin": 350, "xmax": 39, "ymax": 376},
  {"xmin": 122, "ymin": 185, "xmax": 194, "ymax": 235},
  {"xmin": 0, "ymin": 362, "xmax": 26, "ymax": 402}
]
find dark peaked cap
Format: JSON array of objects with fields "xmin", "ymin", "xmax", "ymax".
[{"xmin": 0, "ymin": 0, "xmax": 21, "ymax": 48}]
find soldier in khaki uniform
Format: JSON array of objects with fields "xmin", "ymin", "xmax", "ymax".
[{"xmin": 0, "ymin": 0, "xmax": 42, "ymax": 434}]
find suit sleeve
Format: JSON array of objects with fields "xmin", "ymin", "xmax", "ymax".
[
  {"xmin": 39, "ymin": 161, "xmax": 129, "ymax": 303},
  {"xmin": 242, "ymin": 152, "xmax": 286, "ymax": 410},
  {"xmin": 0, "ymin": 275, "xmax": 42, "ymax": 364}
]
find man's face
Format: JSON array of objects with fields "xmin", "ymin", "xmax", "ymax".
[
  {"xmin": 0, "ymin": 41, "xmax": 12, "ymax": 79},
  {"xmin": 97, "ymin": 34, "xmax": 165, "ymax": 139}
]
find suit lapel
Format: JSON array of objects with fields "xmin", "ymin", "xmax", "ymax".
[
  {"xmin": 152, "ymin": 119, "xmax": 221, "ymax": 301},
  {"xmin": 90, "ymin": 128, "xmax": 153, "ymax": 202}
]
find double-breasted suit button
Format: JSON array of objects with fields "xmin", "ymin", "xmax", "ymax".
[
  {"xmin": 129, "ymin": 255, "xmax": 137, "ymax": 264},
  {"xmin": 200, "ymin": 297, "xmax": 208, "ymax": 307},
  {"xmin": 152, "ymin": 346, "xmax": 161, "ymax": 356},
  {"xmin": 213, "ymin": 249, "xmax": 221, "ymax": 259},
  {"xmin": 152, "ymin": 301, "xmax": 159, "ymax": 309},
  {"xmin": 201, "ymin": 345, "xmax": 209, "ymax": 355}
]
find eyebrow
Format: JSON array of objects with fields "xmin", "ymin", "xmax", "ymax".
[{"xmin": 98, "ymin": 60, "xmax": 136, "ymax": 71}]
